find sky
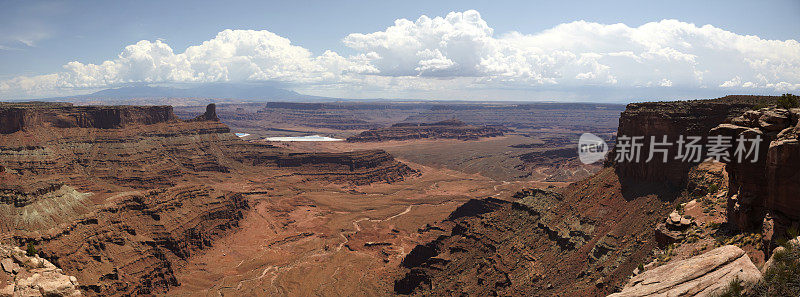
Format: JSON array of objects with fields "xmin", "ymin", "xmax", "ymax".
[{"xmin": 1, "ymin": 0, "xmax": 799, "ymax": 102}]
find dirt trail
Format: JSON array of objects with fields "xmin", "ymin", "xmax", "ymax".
[{"xmin": 166, "ymin": 161, "xmax": 511, "ymax": 297}]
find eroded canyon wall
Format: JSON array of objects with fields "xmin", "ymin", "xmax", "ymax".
[
  {"xmin": 0, "ymin": 102, "xmax": 415, "ymax": 295},
  {"xmin": 394, "ymin": 95, "xmax": 777, "ymax": 296},
  {"xmin": 710, "ymin": 107, "xmax": 800, "ymax": 233},
  {"xmin": 612, "ymin": 97, "xmax": 760, "ymax": 187}
]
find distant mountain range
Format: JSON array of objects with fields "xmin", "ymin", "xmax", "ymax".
[
  {"xmin": 20, "ymin": 83, "xmax": 638, "ymax": 107},
  {"xmin": 35, "ymin": 84, "xmax": 337, "ymax": 106}
]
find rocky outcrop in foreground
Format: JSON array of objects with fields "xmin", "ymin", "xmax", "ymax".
[
  {"xmin": 609, "ymin": 245, "xmax": 761, "ymax": 297},
  {"xmin": 1, "ymin": 245, "xmax": 81, "ymax": 297},
  {"xmin": 347, "ymin": 119, "xmax": 506, "ymax": 142}
]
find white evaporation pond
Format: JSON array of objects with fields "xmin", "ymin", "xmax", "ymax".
[
  {"xmin": 264, "ymin": 135, "xmax": 343, "ymax": 142},
  {"xmin": 235, "ymin": 133, "xmax": 251, "ymax": 137}
]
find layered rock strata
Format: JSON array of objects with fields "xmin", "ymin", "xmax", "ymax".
[
  {"xmin": 394, "ymin": 96, "xmax": 779, "ymax": 296},
  {"xmin": 0, "ymin": 102, "xmax": 175, "ymax": 134},
  {"xmin": 347, "ymin": 119, "xmax": 506, "ymax": 142},
  {"xmin": 0, "ymin": 102, "xmax": 416, "ymax": 295},
  {"xmin": 612, "ymin": 98, "xmax": 763, "ymax": 187},
  {"xmin": 654, "ymin": 211, "xmax": 695, "ymax": 248},
  {"xmin": 395, "ymin": 168, "xmax": 685, "ymax": 296}
]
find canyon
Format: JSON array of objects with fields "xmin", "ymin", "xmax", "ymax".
[
  {"xmin": 391, "ymin": 95, "xmax": 799, "ymax": 296},
  {"xmin": 1, "ymin": 95, "xmax": 796, "ymax": 296},
  {"xmin": 0, "ymin": 102, "xmax": 417, "ymax": 295}
]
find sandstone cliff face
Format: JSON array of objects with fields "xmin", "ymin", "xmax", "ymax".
[
  {"xmin": 767, "ymin": 114, "xmax": 800, "ymax": 226},
  {"xmin": 0, "ymin": 102, "xmax": 176, "ymax": 134},
  {"xmin": 0, "ymin": 103, "xmax": 413, "ymax": 189},
  {"xmin": 613, "ymin": 100, "xmax": 755, "ymax": 187},
  {"xmin": 709, "ymin": 107, "xmax": 800, "ymax": 231},
  {"xmin": 347, "ymin": 119, "xmax": 506, "ymax": 142}
]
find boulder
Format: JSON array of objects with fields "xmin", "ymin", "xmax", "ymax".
[
  {"xmin": 759, "ymin": 110, "xmax": 790, "ymax": 131},
  {"xmin": 761, "ymin": 246, "xmax": 785, "ymax": 275},
  {"xmin": 609, "ymin": 245, "xmax": 762, "ymax": 297},
  {"xmin": 654, "ymin": 224, "xmax": 683, "ymax": 248},
  {"xmin": 654, "ymin": 212, "xmax": 694, "ymax": 248},
  {"xmin": 0, "ymin": 245, "xmax": 82, "ymax": 297},
  {"xmin": 666, "ymin": 211, "xmax": 694, "ymax": 230},
  {"xmin": 35, "ymin": 271, "xmax": 82, "ymax": 297},
  {"xmin": 0, "ymin": 284, "xmax": 13, "ymax": 297},
  {"xmin": 669, "ymin": 212, "xmax": 681, "ymax": 225},
  {"xmin": 24, "ymin": 257, "xmax": 42, "ymax": 269},
  {"xmin": 0, "ymin": 259, "xmax": 12, "ymax": 274}
]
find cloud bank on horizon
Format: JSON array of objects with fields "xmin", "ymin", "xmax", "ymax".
[{"xmin": 1, "ymin": 10, "xmax": 799, "ymax": 100}]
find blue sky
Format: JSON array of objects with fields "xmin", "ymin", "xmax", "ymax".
[{"xmin": 1, "ymin": 0, "xmax": 799, "ymax": 101}]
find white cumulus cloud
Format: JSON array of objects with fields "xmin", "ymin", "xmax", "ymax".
[{"xmin": 2, "ymin": 10, "xmax": 799, "ymax": 100}]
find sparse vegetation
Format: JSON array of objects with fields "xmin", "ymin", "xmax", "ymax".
[
  {"xmin": 777, "ymin": 93, "xmax": 799, "ymax": 109},
  {"xmin": 708, "ymin": 183, "xmax": 720, "ymax": 194},
  {"xmin": 683, "ymin": 227, "xmax": 702, "ymax": 244},
  {"xmin": 750, "ymin": 239, "xmax": 800, "ymax": 296},
  {"xmin": 713, "ymin": 232, "xmax": 763, "ymax": 250},
  {"xmin": 26, "ymin": 242, "xmax": 37, "ymax": 256},
  {"xmin": 656, "ymin": 243, "xmax": 678, "ymax": 264},
  {"xmin": 751, "ymin": 102, "xmax": 771, "ymax": 110},
  {"xmin": 714, "ymin": 277, "xmax": 744, "ymax": 297},
  {"xmin": 788, "ymin": 226, "xmax": 799, "ymax": 239}
]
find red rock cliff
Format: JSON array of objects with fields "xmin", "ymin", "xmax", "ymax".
[
  {"xmin": 0, "ymin": 102, "xmax": 176, "ymax": 134},
  {"xmin": 611, "ymin": 96, "xmax": 775, "ymax": 187},
  {"xmin": 710, "ymin": 107, "xmax": 800, "ymax": 232}
]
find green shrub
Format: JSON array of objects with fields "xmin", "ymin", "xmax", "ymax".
[
  {"xmin": 751, "ymin": 240, "xmax": 800, "ymax": 296},
  {"xmin": 751, "ymin": 102, "xmax": 770, "ymax": 110},
  {"xmin": 777, "ymin": 93, "xmax": 799, "ymax": 109},
  {"xmin": 26, "ymin": 242, "xmax": 37, "ymax": 256},
  {"xmin": 709, "ymin": 183, "xmax": 720, "ymax": 194},
  {"xmin": 788, "ymin": 226, "xmax": 799, "ymax": 239}
]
